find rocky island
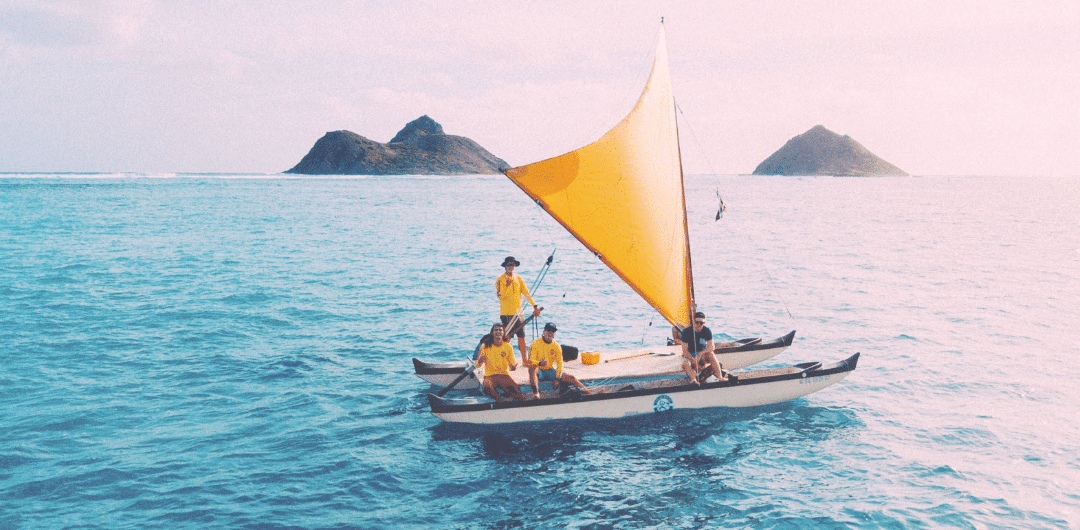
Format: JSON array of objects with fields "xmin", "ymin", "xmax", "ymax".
[
  {"xmin": 286, "ymin": 116, "xmax": 508, "ymax": 175},
  {"xmin": 753, "ymin": 125, "xmax": 908, "ymax": 176}
]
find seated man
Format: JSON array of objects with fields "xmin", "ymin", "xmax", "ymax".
[
  {"xmin": 476, "ymin": 323, "xmax": 527, "ymax": 402},
  {"xmin": 526, "ymin": 323, "xmax": 591, "ymax": 399},
  {"xmin": 680, "ymin": 312, "xmax": 727, "ymax": 385}
]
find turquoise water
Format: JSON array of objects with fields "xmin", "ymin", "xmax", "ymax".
[{"xmin": 2, "ymin": 174, "xmax": 1078, "ymax": 529}]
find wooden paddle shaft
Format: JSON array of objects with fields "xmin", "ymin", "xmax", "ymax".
[{"xmin": 605, "ymin": 352, "xmax": 655, "ymax": 363}]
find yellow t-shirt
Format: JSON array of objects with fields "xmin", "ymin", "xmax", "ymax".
[
  {"xmin": 478, "ymin": 342, "xmax": 516, "ymax": 376},
  {"xmin": 528, "ymin": 338, "xmax": 563, "ymax": 379},
  {"xmin": 496, "ymin": 273, "xmax": 535, "ymax": 316}
]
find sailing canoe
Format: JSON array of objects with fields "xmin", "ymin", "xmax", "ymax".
[
  {"xmin": 427, "ymin": 353, "xmax": 859, "ymax": 424},
  {"xmin": 425, "ymin": 23, "xmax": 858, "ymax": 422}
]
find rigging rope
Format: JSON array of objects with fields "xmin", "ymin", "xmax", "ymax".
[
  {"xmin": 674, "ymin": 104, "xmax": 796, "ymax": 325},
  {"xmin": 527, "ymin": 250, "xmax": 556, "ymax": 336},
  {"xmin": 639, "ymin": 319, "xmax": 654, "ymax": 345},
  {"xmin": 727, "ymin": 213, "xmax": 797, "ymax": 323},
  {"xmin": 675, "ymin": 103, "xmax": 726, "ymax": 215}
]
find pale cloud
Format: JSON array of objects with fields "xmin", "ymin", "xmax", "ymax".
[{"xmin": 0, "ymin": 0, "xmax": 152, "ymax": 54}]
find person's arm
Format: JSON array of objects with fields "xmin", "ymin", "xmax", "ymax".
[
  {"xmin": 554, "ymin": 345, "xmax": 564, "ymax": 378},
  {"xmin": 519, "ymin": 276, "xmax": 536, "ymax": 308},
  {"xmin": 680, "ymin": 342, "xmax": 699, "ymax": 373}
]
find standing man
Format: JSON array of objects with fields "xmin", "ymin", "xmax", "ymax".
[
  {"xmin": 526, "ymin": 323, "xmax": 591, "ymax": 399},
  {"xmin": 680, "ymin": 311, "xmax": 726, "ymax": 385},
  {"xmin": 496, "ymin": 256, "xmax": 542, "ymax": 361}
]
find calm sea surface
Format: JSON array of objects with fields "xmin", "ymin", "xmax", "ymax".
[{"xmin": 1, "ymin": 174, "xmax": 1078, "ymax": 529}]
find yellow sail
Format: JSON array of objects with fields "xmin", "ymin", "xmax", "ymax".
[{"xmin": 503, "ymin": 26, "xmax": 695, "ymax": 328}]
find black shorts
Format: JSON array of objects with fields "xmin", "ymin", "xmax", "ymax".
[{"xmin": 500, "ymin": 315, "xmax": 526, "ymax": 338}]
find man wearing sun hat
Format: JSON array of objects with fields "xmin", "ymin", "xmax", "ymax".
[{"xmin": 495, "ymin": 255, "xmax": 542, "ymax": 361}]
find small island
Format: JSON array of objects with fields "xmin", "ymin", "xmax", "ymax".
[
  {"xmin": 286, "ymin": 116, "xmax": 509, "ymax": 175},
  {"xmin": 753, "ymin": 125, "xmax": 908, "ymax": 176}
]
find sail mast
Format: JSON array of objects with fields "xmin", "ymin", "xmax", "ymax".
[
  {"xmin": 674, "ymin": 90, "xmax": 696, "ymax": 326},
  {"xmin": 666, "ymin": 16, "xmax": 696, "ymax": 325}
]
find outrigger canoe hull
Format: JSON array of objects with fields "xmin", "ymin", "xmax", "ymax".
[
  {"xmin": 427, "ymin": 353, "xmax": 859, "ymax": 424},
  {"xmin": 413, "ymin": 331, "xmax": 796, "ymax": 391}
]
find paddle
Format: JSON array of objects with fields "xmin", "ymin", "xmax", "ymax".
[
  {"xmin": 436, "ymin": 361, "xmax": 477, "ymax": 397},
  {"xmin": 604, "ymin": 350, "xmax": 675, "ymax": 363},
  {"xmin": 500, "ymin": 306, "xmax": 543, "ymax": 339}
]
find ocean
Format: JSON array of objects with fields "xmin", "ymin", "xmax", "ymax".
[{"xmin": 1, "ymin": 173, "xmax": 1078, "ymax": 529}]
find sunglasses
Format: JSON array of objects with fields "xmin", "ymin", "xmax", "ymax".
[{"xmin": 694, "ymin": 320, "xmax": 705, "ymax": 324}]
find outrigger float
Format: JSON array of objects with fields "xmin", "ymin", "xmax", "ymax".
[{"xmin": 423, "ymin": 22, "xmax": 858, "ymax": 424}]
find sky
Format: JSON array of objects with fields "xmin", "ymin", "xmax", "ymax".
[{"xmin": 1, "ymin": 0, "xmax": 1078, "ymax": 177}]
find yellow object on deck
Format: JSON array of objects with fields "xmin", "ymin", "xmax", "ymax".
[{"xmin": 581, "ymin": 352, "xmax": 601, "ymax": 365}]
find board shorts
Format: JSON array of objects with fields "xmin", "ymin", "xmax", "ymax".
[
  {"xmin": 537, "ymin": 368, "xmax": 558, "ymax": 381},
  {"xmin": 500, "ymin": 314, "xmax": 526, "ymax": 338}
]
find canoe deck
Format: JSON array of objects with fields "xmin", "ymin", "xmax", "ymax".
[
  {"xmin": 499, "ymin": 344, "xmax": 686, "ymax": 388},
  {"xmin": 417, "ymin": 332, "xmax": 795, "ymax": 392}
]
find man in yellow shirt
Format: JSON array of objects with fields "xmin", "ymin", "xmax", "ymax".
[
  {"xmin": 496, "ymin": 256, "xmax": 542, "ymax": 360},
  {"xmin": 476, "ymin": 323, "xmax": 527, "ymax": 402},
  {"xmin": 526, "ymin": 323, "xmax": 591, "ymax": 399}
]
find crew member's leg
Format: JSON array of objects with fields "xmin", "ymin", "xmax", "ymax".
[
  {"xmin": 560, "ymin": 373, "xmax": 592, "ymax": 394},
  {"xmin": 483, "ymin": 378, "xmax": 503, "ymax": 402},
  {"xmin": 495, "ymin": 374, "xmax": 527, "ymax": 401},
  {"xmin": 699, "ymin": 351, "xmax": 724, "ymax": 381},
  {"xmin": 528, "ymin": 366, "xmax": 541, "ymax": 399},
  {"xmin": 682, "ymin": 359, "xmax": 699, "ymax": 385}
]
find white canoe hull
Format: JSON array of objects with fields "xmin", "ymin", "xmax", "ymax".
[
  {"xmin": 413, "ymin": 331, "xmax": 795, "ymax": 391},
  {"xmin": 428, "ymin": 353, "xmax": 859, "ymax": 424}
]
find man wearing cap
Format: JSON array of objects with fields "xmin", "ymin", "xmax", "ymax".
[
  {"xmin": 495, "ymin": 256, "xmax": 542, "ymax": 361},
  {"xmin": 680, "ymin": 311, "xmax": 726, "ymax": 385},
  {"xmin": 526, "ymin": 323, "xmax": 591, "ymax": 399}
]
